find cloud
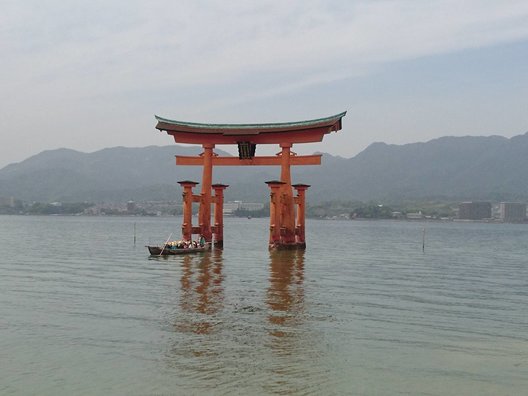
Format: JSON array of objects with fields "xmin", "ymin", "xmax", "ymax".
[
  {"xmin": 3, "ymin": 0, "xmax": 528, "ymax": 97},
  {"xmin": 146, "ymin": 1, "xmax": 528, "ymax": 86},
  {"xmin": 1, "ymin": 0, "xmax": 527, "ymax": 166}
]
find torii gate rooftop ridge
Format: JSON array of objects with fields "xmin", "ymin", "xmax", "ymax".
[{"xmin": 155, "ymin": 112, "xmax": 346, "ymax": 144}]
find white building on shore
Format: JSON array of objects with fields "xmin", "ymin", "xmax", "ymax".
[
  {"xmin": 223, "ymin": 201, "xmax": 264, "ymax": 215},
  {"xmin": 499, "ymin": 202, "xmax": 526, "ymax": 223}
]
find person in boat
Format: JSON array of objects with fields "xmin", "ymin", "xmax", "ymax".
[{"xmin": 199, "ymin": 235, "xmax": 205, "ymax": 247}]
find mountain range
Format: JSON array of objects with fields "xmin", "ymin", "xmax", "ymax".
[{"xmin": 1, "ymin": 132, "xmax": 528, "ymax": 204}]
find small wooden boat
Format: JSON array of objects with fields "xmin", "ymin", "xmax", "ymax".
[{"xmin": 146, "ymin": 243, "xmax": 210, "ymax": 256}]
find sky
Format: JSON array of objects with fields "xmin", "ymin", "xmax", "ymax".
[{"xmin": 1, "ymin": 0, "xmax": 528, "ymax": 168}]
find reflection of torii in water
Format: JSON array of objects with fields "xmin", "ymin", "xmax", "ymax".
[
  {"xmin": 173, "ymin": 249, "xmax": 305, "ymax": 338},
  {"xmin": 267, "ymin": 249, "xmax": 305, "ymax": 335},
  {"xmin": 176, "ymin": 250, "xmax": 224, "ymax": 335},
  {"xmin": 154, "ymin": 112, "xmax": 346, "ymax": 249}
]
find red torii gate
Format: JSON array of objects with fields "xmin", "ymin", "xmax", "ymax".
[{"xmin": 155, "ymin": 111, "xmax": 346, "ymax": 249}]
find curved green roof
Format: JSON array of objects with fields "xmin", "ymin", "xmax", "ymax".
[{"xmin": 155, "ymin": 111, "xmax": 346, "ymax": 131}]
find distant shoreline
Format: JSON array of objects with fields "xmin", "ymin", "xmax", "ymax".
[{"xmin": 1, "ymin": 212, "xmax": 526, "ymax": 224}]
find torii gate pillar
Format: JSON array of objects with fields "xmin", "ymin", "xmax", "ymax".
[
  {"xmin": 279, "ymin": 143, "xmax": 296, "ymax": 245},
  {"xmin": 199, "ymin": 144, "xmax": 214, "ymax": 243},
  {"xmin": 265, "ymin": 180, "xmax": 310, "ymax": 250},
  {"xmin": 178, "ymin": 180, "xmax": 199, "ymax": 242},
  {"xmin": 266, "ymin": 181, "xmax": 285, "ymax": 247},
  {"xmin": 293, "ymin": 184, "xmax": 310, "ymax": 248},
  {"xmin": 212, "ymin": 183, "xmax": 228, "ymax": 247}
]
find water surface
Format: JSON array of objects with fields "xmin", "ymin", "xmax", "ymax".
[{"xmin": 1, "ymin": 216, "xmax": 527, "ymax": 395}]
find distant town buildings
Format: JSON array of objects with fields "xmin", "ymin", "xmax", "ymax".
[
  {"xmin": 223, "ymin": 201, "xmax": 265, "ymax": 215},
  {"xmin": 0, "ymin": 196, "xmax": 16, "ymax": 207},
  {"xmin": 458, "ymin": 201, "xmax": 492, "ymax": 220},
  {"xmin": 406, "ymin": 211, "xmax": 424, "ymax": 220},
  {"xmin": 499, "ymin": 202, "xmax": 526, "ymax": 223},
  {"xmin": 2, "ymin": 194, "xmax": 527, "ymax": 223},
  {"xmin": 126, "ymin": 200, "xmax": 137, "ymax": 213}
]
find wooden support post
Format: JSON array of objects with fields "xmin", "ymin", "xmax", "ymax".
[
  {"xmin": 199, "ymin": 144, "xmax": 215, "ymax": 243},
  {"xmin": 293, "ymin": 184, "xmax": 310, "ymax": 248},
  {"xmin": 212, "ymin": 184, "xmax": 228, "ymax": 247},
  {"xmin": 266, "ymin": 181, "xmax": 285, "ymax": 248},
  {"xmin": 178, "ymin": 180, "xmax": 199, "ymax": 242},
  {"xmin": 279, "ymin": 143, "xmax": 296, "ymax": 245}
]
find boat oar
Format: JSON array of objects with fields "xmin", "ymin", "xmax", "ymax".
[{"xmin": 159, "ymin": 233, "xmax": 173, "ymax": 256}]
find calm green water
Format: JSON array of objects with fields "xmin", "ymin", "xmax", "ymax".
[{"xmin": 1, "ymin": 215, "xmax": 527, "ymax": 395}]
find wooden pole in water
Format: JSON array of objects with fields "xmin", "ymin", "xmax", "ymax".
[
  {"xmin": 422, "ymin": 227, "xmax": 426, "ymax": 252},
  {"xmin": 159, "ymin": 233, "xmax": 173, "ymax": 256},
  {"xmin": 134, "ymin": 222, "xmax": 136, "ymax": 245}
]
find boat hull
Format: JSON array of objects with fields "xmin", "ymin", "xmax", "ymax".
[{"xmin": 146, "ymin": 244, "xmax": 209, "ymax": 256}]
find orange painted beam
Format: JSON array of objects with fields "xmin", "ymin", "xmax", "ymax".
[
  {"xmin": 176, "ymin": 154, "xmax": 321, "ymax": 166},
  {"xmin": 167, "ymin": 126, "xmax": 332, "ymax": 145}
]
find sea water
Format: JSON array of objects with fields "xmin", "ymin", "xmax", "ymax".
[{"xmin": 0, "ymin": 215, "xmax": 527, "ymax": 395}]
